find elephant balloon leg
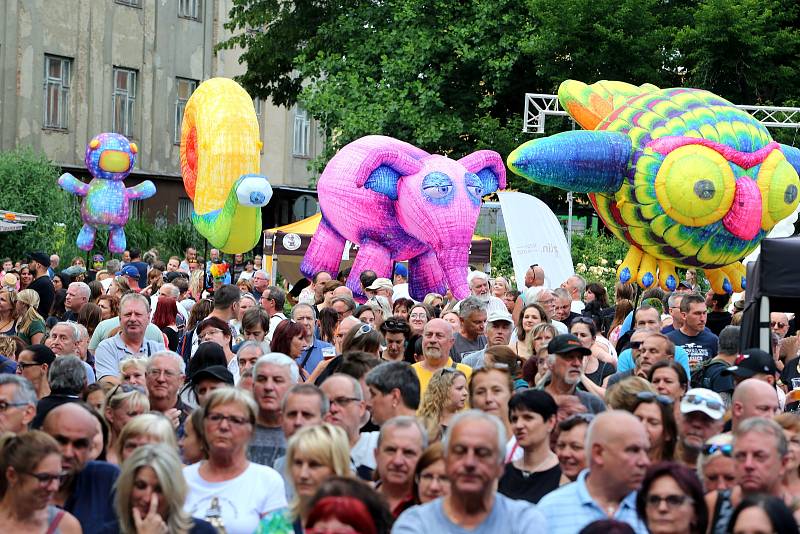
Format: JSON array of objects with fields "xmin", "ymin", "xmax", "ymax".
[
  {"xmin": 108, "ymin": 226, "xmax": 127, "ymax": 254},
  {"xmin": 300, "ymin": 217, "xmax": 347, "ymax": 282},
  {"xmin": 706, "ymin": 262, "xmax": 746, "ymax": 294},
  {"xmin": 346, "ymin": 241, "xmax": 392, "ymax": 300},
  {"xmin": 76, "ymin": 224, "xmax": 97, "ymax": 252},
  {"xmin": 408, "ymin": 250, "xmax": 447, "ymax": 301}
]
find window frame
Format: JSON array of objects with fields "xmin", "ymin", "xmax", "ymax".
[
  {"xmin": 178, "ymin": 0, "xmax": 201, "ymax": 20},
  {"xmin": 43, "ymin": 54, "xmax": 72, "ymax": 131},
  {"xmin": 292, "ymin": 105, "xmax": 311, "ymax": 158},
  {"xmin": 112, "ymin": 67, "xmax": 138, "ymax": 138},
  {"xmin": 174, "ymin": 77, "xmax": 198, "ymax": 144}
]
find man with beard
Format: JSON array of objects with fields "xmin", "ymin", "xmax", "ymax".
[
  {"xmin": 674, "ymin": 387, "xmax": 725, "ymax": 468},
  {"xmin": 249, "ymin": 353, "xmax": 299, "ymax": 467},
  {"xmin": 394, "ymin": 410, "xmax": 546, "ymax": 533},
  {"xmin": 374, "ymin": 416, "xmax": 427, "ymax": 517},
  {"xmin": 43, "ymin": 403, "xmax": 119, "ymax": 532},
  {"xmin": 537, "ymin": 411, "xmax": 651, "ymax": 533},
  {"xmin": 539, "ymin": 334, "xmax": 605, "ymax": 414},
  {"xmin": 467, "ymin": 271, "xmax": 507, "ymax": 315},
  {"xmin": 26, "ymin": 251, "xmax": 55, "ymax": 317},
  {"xmin": 95, "ymin": 293, "xmax": 164, "ymax": 382},
  {"xmin": 412, "ymin": 319, "xmax": 472, "ymax": 396}
]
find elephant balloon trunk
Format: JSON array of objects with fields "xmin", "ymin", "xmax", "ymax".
[{"xmin": 436, "ymin": 246, "xmax": 471, "ymax": 300}]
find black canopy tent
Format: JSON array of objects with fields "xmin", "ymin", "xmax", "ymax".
[{"xmin": 740, "ymin": 237, "xmax": 800, "ymax": 351}]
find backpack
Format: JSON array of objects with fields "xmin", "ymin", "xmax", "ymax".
[{"xmin": 690, "ymin": 356, "xmax": 729, "ymax": 390}]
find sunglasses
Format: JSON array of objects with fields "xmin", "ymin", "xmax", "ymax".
[
  {"xmin": 630, "ymin": 341, "xmax": 643, "ymax": 349},
  {"xmin": 702, "ymin": 443, "xmax": 733, "ymax": 457},
  {"xmin": 354, "ymin": 323, "xmax": 372, "ymax": 339},
  {"xmin": 564, "ymin": 413, "xmax": 595, "ymax": 424},
  {"xmin": 636, "ymin": 391, "xmax": 674, "ymax": 405},
  {"xmin": 771, "ymin": 322, "xmax": 787, "ymax": 329},
  {"xmin": 683, "ymin": 393, "xmax": 724, "ymax": 413},
  {"xmin": 108, "ymin": 383, "xmax": 146, "ymax": 399}
]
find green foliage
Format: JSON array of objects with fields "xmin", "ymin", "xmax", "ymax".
[
  {"xmin": 489, "ymin": 233, "xmax": 513, "ymax": 279},
  {"xmin": 0, "ymin": 148, "xmax": 79, "ymax": 260}
]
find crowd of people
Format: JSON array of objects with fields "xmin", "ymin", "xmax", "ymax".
[{"xmin": 0, "ymin": 247, "xmax": 798, "ymax": 533}]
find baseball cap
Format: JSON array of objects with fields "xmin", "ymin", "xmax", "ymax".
[
  {"xmin": 547, "ymin": 334, "xmax": 591, "ymax": 356},
  {"xmin": 487, "ymin": 309, "xmax": 513, "ymax": 324},
  {"xmin": 680, "ymin": 388, "xmax": 725, "ymax": 420},
  {"xmin": 394, "ymin": 264, "xmax": 408, "ymax": 278},
  {"xmin": 366, "ymin": 278, "xmax": 393, "ymax": 291},
  {"xmin": 116, "ymin": 265, "xmax": 141, "ymax": 283},
  {"xmin": 164, "ymin": 271, "xmax": 189, "ymax": 283},
  {"xmin": 25, "ymin": 251, "xmax": 49, "ymax": 266},
  {"xmin": 63, "ymin": 265, "xmax": 86, "ymax": 277},
  {"xmin": 722, "ymin": 348, "xmax": 777, "ymax": 378},
  {"xmin": 190, "ymin": 365, "xmax": 234, "ymax": 386}
]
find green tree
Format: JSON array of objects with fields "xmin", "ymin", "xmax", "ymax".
[{"xmin": 0, "ymin": 148, "xmax": 79, "ymax": 260}]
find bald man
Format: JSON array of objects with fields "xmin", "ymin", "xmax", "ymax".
[
  {"xmin": 731, "ymin": 378, "xmax": 780, "ymax": 432},
  {"xmin": 43, "ymin": 403, "xmax": 119, "ymax": 531},
  {"xmin": 538, "ymin": 411, "xmax": 650, "ymax": 533}
]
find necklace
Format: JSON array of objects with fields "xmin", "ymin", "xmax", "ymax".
[{"xmin": 516, "ymin": 451, "xmax": 557, "ymax": 477}]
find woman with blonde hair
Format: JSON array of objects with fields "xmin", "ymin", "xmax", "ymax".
[
  {"xmin": 119, "ymin": 357, "xmax": 148, "ymax": 388},
  {"xmin": 15, "ymin": 289, "xmax": 45, "ymax": 344},
  {"xmin": 530, "ymin": 323, "xmax": 558, "ymax": 385},
  {"xmin": 115, "ymin": 412, "xmax": 177, "ymax": 464},
  {"xmin": 104, "ymin": 384, "xmax": 150, "ymax": 465},
  {"xmin": 418, "ymin": 368, "xmax": 468, "ymax": 433},
  {"xmin": 0, "ymin": 431, "xmax": 81, "ymax": 533},
  {"xmin": 100, "ymin": 443, "xmax": 214, "ymax": 533},
  {"xmin": 604, "ymin": 376, "xmax": 656, "ymax": 411},
  {"xmin": 0, "ymin": 288, "xmax": 18, "ymax": 336},
  {"xmin": 283, "ymin": 423, "xmax": 352, "ymax": 530}
]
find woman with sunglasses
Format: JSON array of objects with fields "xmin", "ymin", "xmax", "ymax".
[
  {"xmin": 101, "ymin": 443, "xmax": 215, "ymax": 534},
  {"xmin": 184, "ymin": 387, "xmax": 287, "ymax": 534},
  {"xmin": 697, "ymin": 434, "xmax": 736, "ymax": 493},
  {"xmin": 104, "ymin": 383, "xmax": 150, "ymax": 464},
  {"xmin": 630, "ymin": 391, "xmax": 677, "ymax": 462},
  {"xmin": 636, "ymin": 462, "xmax": 708, "ymax": 534},
  {"xmin": 0, "ymin": 431, "xmax": 81, "ymax": 533}
]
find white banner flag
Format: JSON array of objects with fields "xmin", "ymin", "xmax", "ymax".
[{"xmin": 497, "ymin": 191, "xmax": 574, "ymax": 290}]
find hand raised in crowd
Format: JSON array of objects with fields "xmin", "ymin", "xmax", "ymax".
[{"xmin": 133, "ymin": 494, "xmax": 168, "ymax": 534}]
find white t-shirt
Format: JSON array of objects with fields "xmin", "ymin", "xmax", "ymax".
[
  {"xmin": 351, "ymin": 431, "xmax": 379, "ymax": 471},
  {"xmin": 183, "ymin": 462, "xmax": 287, "ymax": 534}
]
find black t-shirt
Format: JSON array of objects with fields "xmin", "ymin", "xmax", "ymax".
[
  {"xmin": 29, "ymin": 275, "xmax": 55, "ymax": 317},
  {"xmin": 498, "ymin": 462, "xmax": 562, "ymax": 504},
  {"xmin": 782, "ymin": 356, "xmax": 800, "ymax": 390},
  {"xmin": 706, "ymin": 311, "xmax": 732, "ymax": 336},
  {"xmin": 705, "ymin": 359, "xmax": 735, "ymax": 395}
]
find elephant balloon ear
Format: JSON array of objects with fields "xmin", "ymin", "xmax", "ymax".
[
  {"xmin": 507, "ymin": 130, "xmax": 632, "ymax": 194},
  {"xmin": 358, "ymin": 149, "xmax": 424, "ymax": 200},
  {"xmin": 781, "ymin": 144, "xmax": 800, "ymax": 175},
  {"xmin": 458, "ymin": 151, "xmax": 507, "ymax": 195}
]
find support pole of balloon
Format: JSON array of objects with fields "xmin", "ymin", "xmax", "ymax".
[{"xmin": 202, "ymin": 238, "xmax": 209, "ymax": 294}]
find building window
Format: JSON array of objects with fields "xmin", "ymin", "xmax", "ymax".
[
  {"xmin": 293, "ymin": 105, "xmax": 310, "ymax": 157},
  {"xmin": 178, "ymin": 198, "xmax": 194, "ymax": 223},
  {"xmin": 115, "ymin": 0, "xmax": 141, "ymax": 7},
  {"xmin": 43, "ymin": 55, "xmax": 71, "ymax": 130},
  {"xmin": 178, "ymin": 0, "xmax": 201, "ymax": 20},
  {"xmin": 174, "ymin": 78, "xmax": 197, "ymax": 144},
  {"xmin": 113, "ymin": 67, "xmax": 137, "ymax": 137}
]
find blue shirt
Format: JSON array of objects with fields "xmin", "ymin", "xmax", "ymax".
[
  {"xmin": 393, "ymin": 493, "xmax": 547, "ymax": 533},
  {"xmin": 617, "ymin": 346, "xmax": 692, "ymax": 379},
  {"xmin": 536, "ymin": 469, "xmax": 648, "ymax": 534},
  {"xmin": 300, "ymin": 337, "xmax": 334, "ymax": 375},
  {"xmin": 65, "ymin": 461, "xmax": 120, "ymax": 533}
]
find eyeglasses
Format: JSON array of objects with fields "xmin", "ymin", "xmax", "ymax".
[
  {"xmin": 683, "ymin": 393, "xmax": 724, "ymax": 413},
  {"xmin": 199, "ymin": 328, "xmax": 225, "ymax": 339},
  {"xmin": 16, "ymin": 360, "xmax": 42, "ymax": 370},
  {"xmin": 329, "ymin": 396, "xmax": 360, "ymax": 407},
  {"xmin": 702, "ymin": 443, "xmax": 733, "ymax": 457},
  {"xmin": 0, "ymin": 400, "xmax": 29, "ymax": 412},
  {"xmin": 205, "ymin": 412, "xmax": 251, "ymax": 426},
  {"xmin": 636, "ymin": 391, "xmax": 674, "ymax": 405},
  {"xmin": 409, "ymin": 313, "xmax": 428, "ymax": 320},
  {"xmin": 25, "ymin": 471, "xmax": 67, "ymax": 486},
  {"xmin": 630, "ymin": 341, "xmax": 644, "ymax": 349},
  {"xmin": 563, "ymin": 413, "xmax": 595, "ymax": 424},
  {"xmin": 418, "ymin": 473, "xmax": 450, "ymax": 484},
  {"xmin": 771, "ymin": 322, "xmax": 787, "ymax": 329},
  {"xmin": 382, "ymin": 319, "xmax": 409, "ymax": 333},
  {"xmin": 146, "ymin": 368, "xmax": 181, "ymax": 379},
  {"xmin": 646, "ymin": 494, "xmax": 692, "ymax": 509}
]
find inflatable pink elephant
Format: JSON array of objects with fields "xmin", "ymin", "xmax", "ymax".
[{"xmin": 300, "ymin": 135, "xmax": 506, "ymax": 300}]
